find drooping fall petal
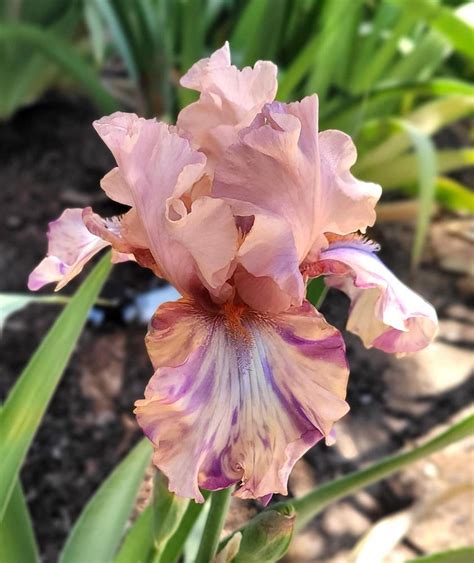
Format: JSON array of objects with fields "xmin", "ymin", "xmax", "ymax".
[
  {"xmin": 214, "ymin": 96, "xmax": 381, "ymax": 263},
  {"xmin": 311, "ymin": 237, "xmax": 438, "ymax": 354},
  {"xmin": 177, "ymin": 42, "xmax": 278, "ymax": 167},
  {"xmin": 28, "ymin": 208, "xmax": 110, "ymax": 291},
  {"xmin": 134, "ymin": 299, "xmax": 349, "ymax": 502}
]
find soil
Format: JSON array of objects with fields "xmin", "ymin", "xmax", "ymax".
[{"xmin": 1, "ymin": 95, "xmax": 472, "ymax": 562}]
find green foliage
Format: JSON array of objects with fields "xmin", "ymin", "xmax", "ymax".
[
  {"xmin": 0, "ymin": 480, "xmax": 39, "ymax": 563},
  {"xmin": 408, "ymin": 546, "xmax": 474, "ymax": 563},
  {"xmin": 0, "ymin": 253, "xmax": 112, "ymax": 519},
  {"xmin": 60, "ymin": 439, "xmax": 152, "ymax": 563}
]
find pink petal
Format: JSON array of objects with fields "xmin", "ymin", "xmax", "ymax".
[
  {"xmin": 313, "ymin": 238, "xmax": 438, "ymax": 354},
  {"xmin": 94, "ymin": 112, "xmax": 238, "ymax": 299},
  {"xmin": 28, "ymin": 209, "xmax": 109, "ymax": 291},
  {"xmin": 214, "ymin": 96, "xmax": 381, "ymax": 263},
  {"xmin": 135, "ymin": 299, "xmax": 349, "ymax": 502},
  {"xmin": 235, "ymin": 214, "xmax": 305, "ymax": 312},
  {"xmin": 177, "ymin": 42, "xmax": 277, "ymax": 166}
]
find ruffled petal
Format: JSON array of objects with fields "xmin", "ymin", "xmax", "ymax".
[
  {"xmin": 234, "ymin": 214, "xmax": 305, "ymax": 312},
  {"xmin": 312, "ymin": 238, "xmax": 438, "ymax": 354},
  {"xmin": 214, "ymin": 96, "xmax": 381, "ymax": 263},
  {"xmin": 28, "ymin": 209, "xmax": 109, "ymax": 291},
  {"xmin": 134, "ymin": 299, "xmax": 349, "ymax": 502},
  {"xmin": 94, "ymin": 112, "xmax": 238, "ymax": 299},
  {"xmin": 177, "ymin": 42, "xmax": 277, "ymax": 166}
]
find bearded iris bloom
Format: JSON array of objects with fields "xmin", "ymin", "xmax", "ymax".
[{"xmin": 29, "ymin": 44, "xmax": 437, "ymax": 503}]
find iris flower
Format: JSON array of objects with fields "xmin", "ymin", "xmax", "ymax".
[{"xmin": 29, "ymin": 44, "xmax": 437, "ymax": 503}]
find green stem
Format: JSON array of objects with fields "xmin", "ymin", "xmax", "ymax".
[
  {"xmin": 289, "ymin": 414, "xmax": 474, "ymax": 530},
  {"xmin": 195, "ymin": 488, "xmax": 232, "ymax": 563}
]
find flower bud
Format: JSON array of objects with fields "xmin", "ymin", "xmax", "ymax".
[{"xmin": 233, "ymin": 505, "xmax": 295, "ymax": 562}]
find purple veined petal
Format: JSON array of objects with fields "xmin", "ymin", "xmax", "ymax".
[
  {"xmin": 134, "ymin": 298, "xmax": 349, "ymax": 503},
  {"xmin": 28, "ymin": 208, "xmax": 110, "ymax": 291},
  {"xmin": 313, "ymin": 237, "xmax": 438, "ymax": 354}
]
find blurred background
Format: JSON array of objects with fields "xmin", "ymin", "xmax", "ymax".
[{"xmin": 0, "ymin": 0, "xmax": 473, "ymax": 561}]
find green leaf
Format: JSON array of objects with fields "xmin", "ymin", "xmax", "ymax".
[
  {"xmin": 60, "ymin": 439, "xmax": 152, "ymax": 563},
  {"xmin": 89, "ymin": 0, "xmax": 140, "ymax": 82},
  {"xmin": 306, "ymin": 278, "xmax": 328, "ymax": 309},
  {"xmin": 304, "ymin": 0, "xmax": 363, "ymax": 102},
  {"xmin": 290, "ymin": 414, "xmax": 474, "ymax": 531},
  {"xmin": 152, "ymin": 472, "xmax": 189, "ymax": 554},
  {"xmin": 361, "ymin": 148, "xmax": 474, "ymax": 189},
  {"xmin": 390, "ymin": 0, "xmax": 474, "ymax": 59},
  {"xmin": 0, "ymin": 293, "xmax": 68, "ymax": 330},
  {"xmin": 0, "ymin": 22, "xmax": 118, "ymax": 114},
  {"xmin": 179, "ymin": 0, "xmax": 205, "ymax": 108},
  {"xmin": 0, "ymin": 480, "xmax": 39, "ymax": 563},
  {"xmin": 195, "ymin": 488, "xmax": 232, "ymax": 563},
  {"xmin": 0, "ymin": 253, "xmax": 112, "ymax": 520},
  {"xmin": 230, "ymin": 0, "xmax": 286, "ymax": 67},
  {"xmin": 407, "ymin": 546, "xmax": 474, "ymax": 563},
  {"xmin": 158, "ymin": 491, "xmax": 211, "ymax": 563},
  {"xmin": 356, "ymin": 96, "xmax": 474, "ymax": 172},
  {"xmin": 114, "ymin": 506, "xmax": 153, "ymax": 563},
  {"xmin": 432, "ymin": 176, "xmax": 474, "ymax": 213}
]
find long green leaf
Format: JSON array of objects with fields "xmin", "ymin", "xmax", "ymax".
[
  {"xmin": 179, "ymin": 0, "xmax": 204, "ymax": 108},
  {"xmin": 0, "ymin": 253, "xmax": 112, "ymax": 519},
  {"xmin": 356, "ymin": 96, "xmax": 474, "ymax": 172},
  {"xmin": 390, "ymin": 0, "xmax": 474, "ymax": 59},
  {"xmin": 361, "ymin": 148, "xmax": 474, "ymax": 189},
  {"xmin": 0, "ymin": 22, "xmax": 118, "ymax": 114},
  {"xmin": 407, "ymin": 547, "xmax": 474, "ymax": 563},
  {"xmin": 158, "ymin": 491, "xmax": 211, "ymax": 563},
  {"xmin": 60, "ymin": 439, "xmax": 152, "ymax": 563},
  {"xmin": 0, "ymin": 480, "xmax": 39, "ymax": 563},
  {"xmin": 290, "ymin": 414, "xmax": 474, "ymax": 530},
  {"xmin": 114, "ymin": 505, "xmax": 154, "ymax": 563}
]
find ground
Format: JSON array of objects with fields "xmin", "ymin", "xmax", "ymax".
[{"xmin": 0, "ymin": 95, "xmax": 472, "ymax": 562}]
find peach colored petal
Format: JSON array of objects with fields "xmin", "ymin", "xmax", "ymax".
[
  {"xmin": 28, "ymin": 209, "xmax": 109, "ymax": 291},
  {"xmin": 234, "ymin": 214, "xmax": 304, "ymax": 312},
  {"xmin": 214, "ymin": 96, "xmax": 381, "ymax": 263},
  {"xmin": 94, "ymin": 112, "xmax": 238, "ymax": 299},
  {"xmin": 135, "ymin": 299, "xmax": 349, "ymax": 502},
  {"xmin": 177, "ymin": 42, "xmax": 277, "ymax": 167}
]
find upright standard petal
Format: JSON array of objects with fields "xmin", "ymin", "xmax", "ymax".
[
  {"xmin": 28, "ymin": 208, "xmax": 109, "ymax": 291},
  {"xmin": 94, "ymin": 112, "xmax": 238, "ymax": 300},
  {"xmin": 310, "ymin": 237, "xmax": 438, "ymax": 354},
  {"xmin": 177, "ymin": 42, "xmax": 278, "ymax": 166},
  {"xmin": 135, "ymin": 299, "xmax": 349, "ymax": 502},
  {"xmin": 214, "ymin": 96, "xmax": 381, "ymax": 262}
]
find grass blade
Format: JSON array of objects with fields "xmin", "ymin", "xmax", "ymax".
[
  {"xmin": 60, "ymin": 439, "xmax": 152, "ymax": 563},
  {"xmin": 0, "ymin": 253, "xmax": 112, "ymax": 519},
  {"xmin": 158, "ymin": 491, "xmax": 211, "ymax": 563},
  {"xmin": 390, "ymin": 0, "xmax": 474, "ymax": 59},
  {"xmin": 0, "ymin": 480, "xmax": 39, "ymax": 563},
  {"xmin": 407, "ymin": 546, "xmax": 474, "ymax": 563},
  {"xmin": 290, "ymin": 414, "xmax": 474, "ymax": 530},
  {"xmin": 0, "ymin": 22, "xmax": 118, "ymax": 114},
  {"xmin": 114, "ymin": 505, "xmax": 154, "ymax": 563}
]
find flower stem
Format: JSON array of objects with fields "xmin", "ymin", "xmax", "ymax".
[{"xmin": 195, "ymin": 487, "xmax": 232, "ymax": 563}]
